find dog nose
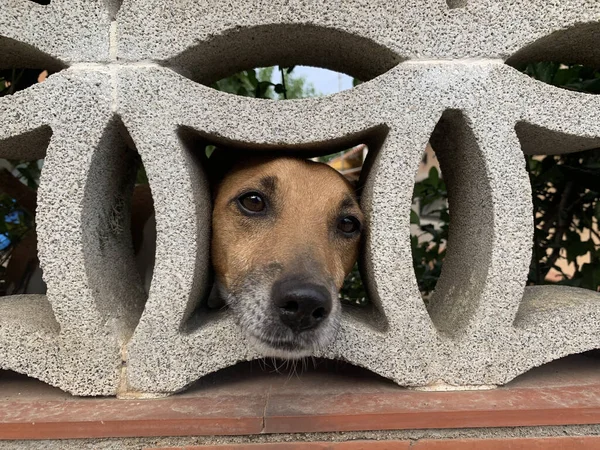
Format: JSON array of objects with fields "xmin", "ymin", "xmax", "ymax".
[{"xmin": 273, "ymin": 283, "xmax": 332, "ymax": 332}]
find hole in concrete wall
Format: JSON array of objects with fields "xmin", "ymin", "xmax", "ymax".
[
  {"xmin": 167, "ymin": 23, "xmax": 402, "ymax": 86},
  {"xmin": 81, "ymin": 117, "xmax": 151, "ymax": 337},
  {"xmin": 446, "ymin": 0, "xmax": 467, "ymax": 9},
  {"xmin": 423, "ymin": 110, "xmax": 494, "ymax": 336},
  {"xmin": 177, "ymin": 125, "xmax": 388, "ymax": 334},
  {"xmin": 27, "ymin": 0, "xmax": 50, "ymax": 5},
  {"xmin": 506, "ymin": 22, "xmax": 600, "ymax": 71},
  {"xmin": 130, "ymin": 159, "xmax": 155, "ymax": 299},
  {"xmin": 514, "ymin": 62, "xmax": 600, "ymax": 95},
  {"xmin": 0, "ymin": 69, "xmax": 55, "ymax": 98},
  {"xmin": 410, "ymin": 143, "xmax": 448, "ymax": 303},
  {"xmin": 516, "ymin": 127, "xmax": 600, "ymax": 292},
  {"xmin": 186, "ymin": 357, "xmax": 393, "ymax": 393},
  {"xmin": 515, "ymin": 65, "xmax": 600, "ymax": 293},
  {"xmin": 212, "ymin": 66, "xmax": 357, "ymax": 99},
  {"xmin": 0, "ymin": 157, "xmax": 46, "ymax": 296},
  {"xmin": 0, "ymin": 39, "xmax": 65, "ymax": 73},
  {"xmin": 0, "ymin": 115, "xmax": 51, "ymax": 297}
]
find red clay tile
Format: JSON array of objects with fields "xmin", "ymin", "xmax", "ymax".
[
  {"xmin": 412, "ymin": 436, "xmax": 600, "ymax": 449},
  {"xmin": 1, "ymin": 356, "xmax": 600, "ymax": 440},
  {"xmin": 264, "ymin": 384, "xmax": 600, "ymax": 433}
]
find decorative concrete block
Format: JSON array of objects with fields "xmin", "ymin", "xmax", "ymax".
[
  {"xmin": 0, "ymin": 69, "xmax": 147, "ymax": 395},
  {"xmin": 0, "ymin": 0, "xmax": 598, "ymax": 395}
]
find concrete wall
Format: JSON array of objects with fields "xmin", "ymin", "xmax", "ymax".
[{"xmin": 0, "ymin": 0, "xmax": 598, "ymax": 396}]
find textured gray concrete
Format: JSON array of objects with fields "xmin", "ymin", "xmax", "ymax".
[
  {"xmin": 0, "ymin": 0, "xmax": 115, "ymax": 69},
  {"xmin": 117, "ymin": 1, "xmax": 600, "ymax": 82},
  {"xmin": 0, "ymin": 0, "xmax": 598, "ymax": 395}
]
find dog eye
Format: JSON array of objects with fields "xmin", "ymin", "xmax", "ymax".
[
  {"xmin": 338, "ymin": 216, "xmax": 361, "ymax": 235},
  {"xmin": 238, "ymin": 192, "xmax": 266, "ymax": 213}
]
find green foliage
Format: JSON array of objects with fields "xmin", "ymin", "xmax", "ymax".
[
  {"xmin": 340, "ymin": 262, "xmax": 368, "ymax": 306},
  {"xmin": 210, "ymin": 66, "xmax": 317, "ymax": 100},
  {"xmin": 411, "ymin": 167, "xmax": 449, "ymax": 296},
  {"xmin": 520, "ymin": 62, "xmax": 600, "ymax": 94},
  {"xmin": 521, "ymin": 62, "xmax": 600, "ymax": 291},
  {"xmin": 211, "ymin": 68, "xmax": 276, "ymax": 98},
  {"xmin": 527, "ymin": 149, "xmax": 600, "ymax": 289}
]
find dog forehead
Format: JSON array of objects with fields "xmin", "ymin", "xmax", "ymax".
[{"xmin": 221, "ymin": 157, "xmax": 355, "ymax": 201}]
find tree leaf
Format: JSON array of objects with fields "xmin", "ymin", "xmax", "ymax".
[
  {"xmin": 410, "ymin": 210, "xmax": 420, "ymax": 225},
  {"xmin": 245, "ymin": 69, "xmax": 258, "ymax": 88}
]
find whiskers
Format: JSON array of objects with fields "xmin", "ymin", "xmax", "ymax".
[{"xmin": 256, "ymin": 356, "xmax": 313, "ymax": 381}]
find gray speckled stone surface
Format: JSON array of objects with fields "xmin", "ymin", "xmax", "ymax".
[
  {"xmin": 0, "ymin": 0, "xmax": 598, "ymax": 395},
  {"xmin": 0, "ymin": 0, "xmax": 115, "ymax": 69}
]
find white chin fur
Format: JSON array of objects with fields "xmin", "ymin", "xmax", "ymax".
[{"xmin": 247, "ymin": 335, "xmax": 316, "ymax": 359}]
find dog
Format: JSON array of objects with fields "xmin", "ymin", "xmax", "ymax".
[{"xmin": 210, "ymin": 153, "xmax": 364, "ymax": 358}]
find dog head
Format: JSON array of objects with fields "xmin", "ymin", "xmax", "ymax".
[{"xmin": 210, "ymin": 154, "xmax": 363, "ymax": 357}]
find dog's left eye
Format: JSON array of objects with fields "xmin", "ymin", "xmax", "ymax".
[
  {"xmin": 238, "ymin": 192, "xmax": 266, "ymax": 213},
  {"xmin": 338, "ymin": 216, "xmax": 361, "ymax": 235}
]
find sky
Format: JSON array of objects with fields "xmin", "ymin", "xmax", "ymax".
[{"xmin": 286, "ymin": 66, "xmax": 354, "ymax": 96}]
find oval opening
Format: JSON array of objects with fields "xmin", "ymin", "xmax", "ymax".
[
  {"xmin": 411, "ymin": 143, "xmax": 448, "ymax": 304},
  {"xmin": 424, "ymin": 110, "xmax": 494, "ymax": 336},
  {"xmin": 81, "ymin": 117, "xmax": 152, "ymax": 339},
  {"xmin": 506, "ymin": 22, "xmax": 600, "ymax": 71},
  {"xmin": 166, "ymin": 23, "xmax": 402, "ymax": 86},
  {"xmin": 0, "ymin": 37, "xmax": 65, "ymax": 73}
]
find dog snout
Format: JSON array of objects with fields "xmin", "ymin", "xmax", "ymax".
[{"xmin": 272, "ymin": 281, "xmax": 332, "ymax": 332}]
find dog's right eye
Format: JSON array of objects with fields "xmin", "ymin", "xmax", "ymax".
[{"xmin": 238, "ymin": 192, "xmax": 266, "ymax": 213}]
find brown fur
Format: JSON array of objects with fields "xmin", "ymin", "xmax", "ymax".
[{"xmin": 212, "ymin": 156, "xmax": 362, "ymax": 292}]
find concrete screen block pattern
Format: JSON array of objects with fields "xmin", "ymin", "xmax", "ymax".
[{"xmin": 0, "ymin": 0, "xmax": 598, "ymax": 395}]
